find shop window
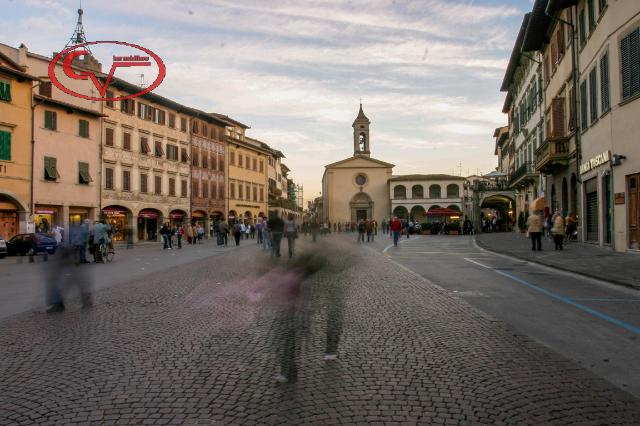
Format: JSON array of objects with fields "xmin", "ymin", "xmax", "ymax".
[
  {"xmin": 0, "ymin": 130, "xmax": 11, "ymax": 161},
  {"xmin": 44, "ymin": 156, "xmax": 58, "ymax": 181},
  {"xmin": 78, "ymin": 162, "xmax": 92, "ymax": 184},
  {"xmin": 44, "ymin": 110, "xmax": 57, "ymax": 130}
]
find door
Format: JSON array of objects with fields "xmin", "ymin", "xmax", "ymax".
[
  {"xmin": 585, "ymin": 178, "xmax": 599, "ymax": 242},
  {"xmin": 356, "ymin": 209, "xmax": 367, "ymax": 222},
  {"xmin": 628, "ymin": 174, "xmax": 640, "ymax": 249}
]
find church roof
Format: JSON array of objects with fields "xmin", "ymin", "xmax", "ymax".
[
  {"xmin": 389, "ymin": 174, "xmax": 466, "ymax": 182},
  {"xmin": 352, "ymin": 103, "xmax": 370, "ymax": 125},
  {"xmin": 325, "ymin": 155, "xmax": 394, "ymax": 169}
]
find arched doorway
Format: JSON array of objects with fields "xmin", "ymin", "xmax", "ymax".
[
  {"xmin": 102, "ymin": 205, "xmax": 132, "ymax": 242},
  {"xmin": 0, "ymin": 193, "xmax": 28, "ymax": 240},
  {"xmin": 426, "ymin": 205, "xmax": 442, "ymax": 224},
  {"xmin": 138, "ymin": 208, "xmax": 162, "ymax": 241},
  {"xmin": 243, "ymin": 211, "xmax": 254, "ymax": 224},
  {"xmin": 350, "ymin": 192, "xmax": 373, "ymax": 222},
  {"xmin": 228, "ymin": 210, "xmax": 238, "ymax": 224},
  {"xmin": 480, "ymin": 195, "xmax": 515, "ymax": 232},
  {"xmin": 393, "ymin": 206, "xmax": 409, "ymax": 220},
  {"xmin": 192, "ymin": 210, "xmax": 207, "ymax": 234},
  {"xmin": 410, "ymin": 205, "xmax": 426, "ymax": 223},
  {"xmin": 169, "ymin": 210, "xmax": 187, "ymax": 228}
]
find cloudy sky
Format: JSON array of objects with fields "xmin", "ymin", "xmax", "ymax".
[{"xmin": 1, "ymin": 0, "xmax": 532, "ymax": 204}]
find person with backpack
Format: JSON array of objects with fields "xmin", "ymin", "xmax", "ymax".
[{"xmin": 232, "ymin": 221, "xmax": 242, "ymax": 246}]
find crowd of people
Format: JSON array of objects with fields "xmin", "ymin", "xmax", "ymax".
[{"xmin": 526, "ymin": 210, "xmax": 577, "ymax": 251}]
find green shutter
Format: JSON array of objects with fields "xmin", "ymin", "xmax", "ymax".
[
  {"xmin": 0, "ymin": 81, "xmax": 10, "ymax": 102},
  {"xmin": 44, "ymin": 110, "xmax": 57, "ymax": 130},
  {"xmin": 79, "ymin": 120, "xmax": 89, "ymax": 138},
  {"xmin": 600, "ymin": 53, "xmax": 610, "ymax": 113},
  {"xmin": 589, "ymin": 68, "xmax": 598, "ymax": 122},
  {"xmin": 44, "ymin": 156, "xmax": 57, "ymax": 180},
  {"xmin": 78, "ymin": 161, "xmax": 91, "ymax": 184},
  {"xmin": 580, "ymin": 81, "xmax": 588, "ymax": 129},
  {"xmin": 0, "ymin": 131, "xmax": 11, "ymax": 161}
]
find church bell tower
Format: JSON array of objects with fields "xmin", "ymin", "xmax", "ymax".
[{"xmin": 352, "ymin": 103, "xmax": 370, "ymax": 157}]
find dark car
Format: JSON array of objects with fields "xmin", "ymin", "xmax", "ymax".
[
  {"xmin": 0, "ymin": 236, "xmax": 7, "ymax": 259},
  {"xmin": 6, "ymin": 233, "xmax": 58, "ymax": 256}
]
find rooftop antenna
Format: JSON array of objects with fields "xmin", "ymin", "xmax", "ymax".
[{"xmin": 65, "ymin": 0, "xmax": 92, "ymax": 54}]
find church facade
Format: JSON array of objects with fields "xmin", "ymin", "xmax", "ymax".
[{"xmin": 322, "ymin": 105, "xmax": 394, "ymax": 224}]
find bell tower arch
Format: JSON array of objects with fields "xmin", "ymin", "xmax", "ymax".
[{"xmin": 352, "ymin": 103, "xmax": 370, "ymax": 157}]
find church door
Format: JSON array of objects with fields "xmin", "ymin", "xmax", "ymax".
[{"xmin": 356, "ymin": 209, "xmax": 367, "ymax": 221}]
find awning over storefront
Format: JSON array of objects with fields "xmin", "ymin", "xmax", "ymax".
[
  {"xmin": 425, "ymin": 208, "xmax": 461, "ymax": 217},
  {"xmin": 169, "ymin": 211, "xmax": 185, "ymax": 219},
  {"xmin": 103, "ymin": 206, "xmax": 128, "ymax": 215},
  {"xmin": 139, "ymin": 209, "xmax": 160, "ymax": 219}
]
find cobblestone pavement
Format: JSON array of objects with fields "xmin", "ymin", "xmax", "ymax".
[{"xmin": 2, "ymin": 236, "xmax": 640, "ymax": 424}]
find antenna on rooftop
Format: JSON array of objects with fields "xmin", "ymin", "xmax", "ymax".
[{"xmin": 65, "ymin": 0, "xmax": 92, "ymax": 54}]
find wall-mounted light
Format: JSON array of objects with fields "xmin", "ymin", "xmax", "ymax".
[{"xmin": 612, "ymin": 154, "xmax": 626, "ymax": 166}]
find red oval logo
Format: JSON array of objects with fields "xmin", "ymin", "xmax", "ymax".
[{"xmin": 48, "ymin": 41, "xmax": 166, "ymax": 102}]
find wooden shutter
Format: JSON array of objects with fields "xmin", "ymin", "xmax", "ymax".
[
  {"xmin": 123, "ymin": 132, "xmax": 131, "ymax": 150},
  {"xmin": 552, "ymin": 97, "xmax": 565, "ymax": 137},
  {"xmin": 78, "ymin": 162, "xmax": 91, "ymax": 184},
  {"xmin": 105, "ymin": 128, "xmax": 114, "ymax": 146},
  {"xmin": 39, "ymin": 82, "xmax": 52, "ymax": 97},
  {"xmin": 600, "ymin": 53, "xmax": 610, "ymax": 112},
  {"xmin": 568, "ymin": 86, "xmax": 576, "ymax": 131},
  {"xmin": 44, "ymin": 156, "xmax": 57, "ymax": 180},
  {"xmin": 557, "ymin": 24, "xmax": 565, "ymax": 57},
  {"xmin": 105, "ymin": 167, "xmax": 114, "ymax": 189}
]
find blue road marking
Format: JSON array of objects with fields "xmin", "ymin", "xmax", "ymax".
[{"xmin": 464, "ymin": 258, "xmax": 640, "ymax": 335}]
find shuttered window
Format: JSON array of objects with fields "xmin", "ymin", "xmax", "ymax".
[
  {"xmin": 44, "ymin": 156, "xmax": 58, "ymax": 181},
  {"xmin": 621, "ymin": 28, "xmax": 640, "ymax": 101},
  {"xmin": 105, "ymin": 90, "xmax": 114, "ymax": 108},
  {"xmin": 123, "ymin": 132, "xmax": 131, "ymax": 151},
  {"xmin": 105, "ymin": 128, "xmax": 114, "ymax": 146},
  {"xmin": 154, "ymin": 176, "xmax": 162, "ymax": 195},
  {"xmin": 568, "ymin": 86, "xmax": 576, "ymax": 131},
  {"xmin": 580, "ymin": 80, "xmax": 589, "ymax": 129},
  {"xmin": 551, "ymin": 97, "xmax": 565, "ymax": 137},
  {"xmin": 598, "ymin": 0, "xmax": 607, "ymax": 13},
  {"xmin": 600, "ymin": 52, "xmax": 610, "ymax": 113},
  {"xmin": 122, "ymin": 170, "xmax": 131, "ymax": 191},
  {"xmin": 169, "ymin": 177, "xmax": 176, "ymax": 196},
  {"xmin": 579, "ymin": 9, "xmax": 587, "ymax": 47},
  {"xmin": 0, "ymin": 80, "xmax": 11, "ymax": 102},
  {"xmin": 180, "ymin": 147, "xmax": 189, "ymax": 163},
  {"xmin": 39, "ymin": 81, "xmax": 52, "ymax": 97},
  {"xmin": 0, "ymin": 130, "xmax": 11, "ymax": 161},
  {"xmin": 193, "ymin": 180, "xmax": 199, "ymax": 198},
  {"xmin": 105, "ymin": 167, "xmax": 114, "ymax": 189},
  {"xmin": 589, "ymin": 68, "xmax": 598, "ymax": 123},
  {"xmin": 78, "ymin": 162, "xmax": 91, "ymax": 184},
  {"xmin": 79, "ymin": 119, "xmax": 89, "ymax": 138},
  {"xmin": 44, "ymin": 110, "xmax": 57, "ymax": 130},
  {"xmin": 140, "ymin": 137, "xmax": 150, "ymax": 154},
  {"xmin": 181, "ymin": 180, "xmax": 187, "ymax": 197},
  {"xmin": 140, "ymin": 173, "xmax": 148, "ymax": 193},
  {"xmin": 588, "ymin": 0, "xmax": 596, "ymax": 33}
]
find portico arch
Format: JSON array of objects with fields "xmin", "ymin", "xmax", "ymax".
[
  {"xmin": 393, "ymin": 206, "xmax": 409, "ymax": 220},
  {"xmin": 350, "ymin": 192, "xmax": 373, "ymax": 222}
]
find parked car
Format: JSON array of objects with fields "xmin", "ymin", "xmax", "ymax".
[
  {"xmin": 0, "ymin": 236, "xmax": 7, "ymax": 259},
  {"xmin": 6, "ymin": 233, "xmax": 57, "ymax": 256}
]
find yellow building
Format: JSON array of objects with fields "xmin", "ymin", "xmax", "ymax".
[
  {"xmin": 0, "ymin": 51, "xmax": 37, "ymax": 240},
  {"xmin": 222, "ymin": 118, "xmax": 269, "ymax": 223}
]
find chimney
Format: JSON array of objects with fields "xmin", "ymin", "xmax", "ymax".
[{"xmin": 17, "ymin": 43, "xmax": 28, "ymax": 68}]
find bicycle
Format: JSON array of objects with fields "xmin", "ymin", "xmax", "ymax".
[{"xmin": 98, "ymin": 239, "xmax": 114, "ymax": 263}]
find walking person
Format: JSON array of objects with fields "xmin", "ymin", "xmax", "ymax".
[
  {"xmin": 177, "ymin": 225, "xmax": 184, "ymax": 248},
  {"xmin": 366, "ymin": 219, "xmax": 374, "ymax": 242},
  {"xmin": 405, "ymin": 220, "xmax": 411, "ymax": 239},
  {"xmin": 160, "ymin": 223, "xmax": 172, "ymax": 250},
  {"xmin": 268, "ymin": 213, "xmax": 284, "ymax": 257},
  {"xmin": 357, "ymin": 219, "xmax": 366, "ymax": 243},
  {"xmin": 284, "ymin": 214, "xmax": 297, "ymax": 258},
  {"xmin": 310, "ymin": 219, "xmax": 319, "ymax": 242},
  {"xmin": 390, "ymin": 216, "xmax": 402, "ymax": 247},
  {"xmin": 186, "ymin": 223, "xmax": 194, "ymax": 244},
  {"xmin": 256, "ymin": 219, "xmax": 264, "ymax": 244},
  {"xmin": 218, "ymin": 220, "xmax": 229, "ymax": 246},
  {"xmin": 73, "ymin": 219, "xmax": 91, "ymax": 263},
  {"xmin": 232, "ymin": 221, "xmax": 242, "ymax": 246},
  {"xmin": 527, "ymin": 210, "xmax": 543, "ymax": 251},
  {"xmin": 551, "ymin": 210, "xmax": 565, "ymax": 250},
  {"xmin": 196, "ymin": 224, "xmax": 205, "ymax": 243}
]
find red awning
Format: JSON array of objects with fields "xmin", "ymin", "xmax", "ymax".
[
  {"xmin": 102, "ymin": 207, "xmax": 127, "ymax": 215},
  {"xmin": 139, "ymin": 209, "xmax": 159, "ymax": 219},
  {"xmin": 426, "ymin": 208, "xmax": 461, "ymax": 217},
  {"xmin": 169, "ymin": 213, "xmax": 184, "ymax": 219}
]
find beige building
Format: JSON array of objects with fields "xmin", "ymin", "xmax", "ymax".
[
  {"xmin": 223, "ymin": 119, "xmax": 269, "ymax": 224},
  {"xmin": 322, "ymin": 105, "xmax": 394, "ymax": 224},
  {"xmin": 0, "ymin": 51, "xmax": 38, "ymax": 240},
  {"xmin": 389, "ymin": 175, "xmax": 465, "ymax": 223},
  {"xmin": 100, "ymin": 78, "xmax": 191, "ymax": 242}
]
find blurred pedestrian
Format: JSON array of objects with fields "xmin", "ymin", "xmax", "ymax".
[
  {"xmin": 310, "ymin": 219, "xmax": 319, "ymax": 242},
  {"xmin": 218, "ymin": 220, "xmax": 229, "ymax": 246},
  {"xmin": 45, "ymin": 244, "xmax": 92, "ymax": 313},
  {"xmin": 177, "ymin": 225, "xmax": 184, "ymax": 248},
  {"xmin": 366, "ymin": 219, "xmax": 374, "ymax": 242},
  {"xmin": 233, "ymin": 221, "xmax": 242, "ymax": 246},
  {"xmin": 552, "ymin": 210, "xmax": 565, "ymax": 250},
  {"xmin": 196, "ymin": 224, "xmax": 205, "ymax": 243},
  {"xmin": 73, "ymin": 219, "xmax": 90, "ymax": 263},
  {"xmin": 92, "ymin": 219, "xmax": 109, "ymax": 262},
  {"xmin": 160, "ymin": 223, "xmax": 172, "ymax": 250},
  {"xmin": 268, "ymin": 213, "xmax": 284, "ymax": 257},
  {"xmin": 527, "ymin": 210, "xmax": 543, "ymax": 251},
  {"xmin": 284, "ymin": 214, "xmax": 297, "ymax": 258},
  {"xmin": 390, "ymin": 216, "xmax": 402, "ymax": 246},
  {"xmin": 357, "ymin": 219, "xmax": 365, "ymax": 243}
]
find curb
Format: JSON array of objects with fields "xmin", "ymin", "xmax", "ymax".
[{"xmin": 474, "ymin": 237, "xmax": 640, "ymax": 291}]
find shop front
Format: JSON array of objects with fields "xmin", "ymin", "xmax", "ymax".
[
  {"xmin": 169, "ymin": 210, "xmax": 186, "ymax": 229},
  {"xmin": 580, "ymin": 151, "xmax": 612, "ymax": 246},
  {"xmin": 191, "ymin": 210, "xmax": 207, "ymax": 237},
  {"xmin": 0, "ymin": 196, "xmax": 20, "ymax": 241},
  {"xmin": 33, "ymin": 205, "xmax": 60, "ymax": 234},
  {"xmin": 138, "ymin": 209, "xmax": 161, "ymax": 241},
  {"xmin": 102, "ymin": 206, "xmax": 131, "ymax": 242},
  {"xmin": 210, "ymin": 211, "xmax": 224, "ymax": 236}
]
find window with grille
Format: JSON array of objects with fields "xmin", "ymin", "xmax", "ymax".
[
  {"xmin": 78, "ymin": 162, "xmax": 91, "ymax": 184},
  {"xmin": 140, "ymin": 174, "xmax": 148, "ymax": 193},
  {"xmin": 192, "ymin": 151, "xmax": 199, "ymax": 167},
  {"xmin": 123, "ymin": 132, "xmax": 131, "ymax": 151},
  {"xmin": 44, "ymin": 110, "xmax": 57, "ymax": 130},
  {"xmin": 181, "ymin": 147, "xmax": 189, "ymax": 163},
  {"xmin": 122, "ymin": 170, "xmax": 131, "ymax": 191},
  {"xmin": 79, "ymin": 119, "xmax": 89, "ymax": 138},
  {"xmin": 0, "ymin": 130, "xmax": 11, "ymax": 161},
  {"xmin": 105, "ymin": 167, "xmax": 114, "ymax": 189},
  {"xmin": 44, "ymin": 156, "xmax": 58, "ymax": 181},
  {"xmin": 620, "ymin": 28, "xmax": 640, "ymax": 101},
  {"xmin": 155, "ymin": 176, "xmax": 162, "ymax": 195},
  {"xmin": 600, "ymin": 52, "xmax": 610, "ymax": 113},
  {"xmin": 105, "ymin": 128, "xmax": 114, "ymax": 146}
]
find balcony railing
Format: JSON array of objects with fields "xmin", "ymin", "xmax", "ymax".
[
  {"xmin": 472, "ymin": 181, "xmax": 509, "ymax": 192},
  {"xmin": 535, "ymin": 136, "xmax": 570, "ymax": 173},
  {"xmin": 509, "ymin": 161, "xmax": 537, "ymax": 188}
]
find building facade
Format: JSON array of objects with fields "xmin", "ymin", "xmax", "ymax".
[
  {"xmin": 389, "ymin": 175, "xmax": 465, "ymax": 223},
  {"xmin": 0, "ymin": 51, "xmax": 37, "ymax": 240},
  {"xmin": 322, "ymin": 105, "xmax": 394, "ymax": 224},
  {"xmin": 189, "ymin": 111, "xmax": 227, "ymax": 235},
  {"xmin": 100, "ymin": 78, "xmax": 191, "ymax": 242}
]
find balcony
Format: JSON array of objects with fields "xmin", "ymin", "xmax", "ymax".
[
  {"xmin": 535, "ymin": 136, "xmax": 571, "ymax": 174},
  {"xmin": 508, "ymin": 161, "xmax": 537, "ymax": 188}
]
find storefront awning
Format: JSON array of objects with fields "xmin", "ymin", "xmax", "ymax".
[
  {"xmin": 426, "ymin": 208, "xmax": 461, "ymax": 217},
  {"xmin": 139, "ymin": 209, "xmax": 159, "ymax": 219}
]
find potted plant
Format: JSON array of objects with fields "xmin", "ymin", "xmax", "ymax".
[{"xmin": 447, "ymin": 221, "xmax": 461, "ymax": 235}]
